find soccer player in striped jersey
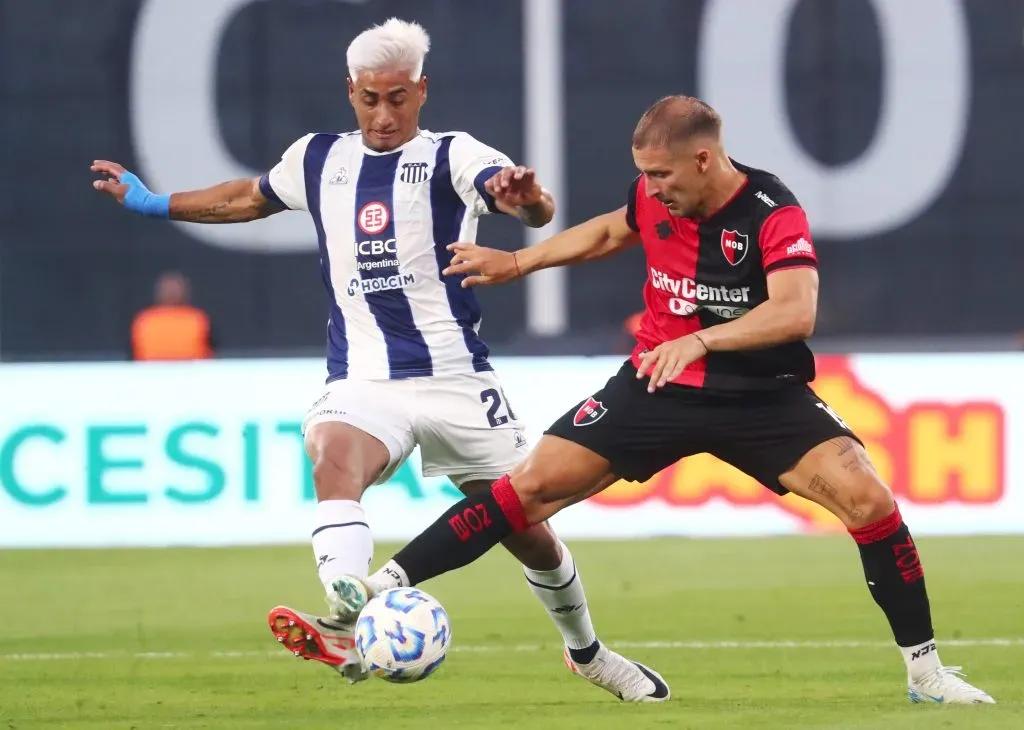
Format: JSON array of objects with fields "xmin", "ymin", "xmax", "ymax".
[{"xmin": 90, "ymin": 17, "xmax": 668, "ymax": 702}]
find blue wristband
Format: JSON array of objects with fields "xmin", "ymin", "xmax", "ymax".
[{"xmin": 121, "ymin": 171, "xmax": 170, "ymax": 219}]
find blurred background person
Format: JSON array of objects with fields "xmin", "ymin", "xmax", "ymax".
[
  {"xmin": 130, "ymin": 270, "xmax": 214, "ymax": 361},
  {"xmin": 622, "ymin": 310, "xmax": 644, "ymax": 353}
]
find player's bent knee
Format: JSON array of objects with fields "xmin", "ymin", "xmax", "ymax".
[
  {"xmin": 857, "ymin": 479, "xmax": 896, "ymax": 525},
  {"xmin": 509, "ymin": 465, "xmax": 544, "ymax": 501},
  {"xmin": 306, "ymin": 424, "xmax": 390, "ymax": 501},
  {"xmin": 501, "ymin": 473, "xmax": 549, "ymax": 524},
  {"xmin": 509, "ymin": 453, "xmax": 601, "ymax": 525},
  {"xmin": 311, "ymin": 452, "xmax": 366, "ymax": 501},
  {"xmin": 843, "ymin": 477, "xmax": 896, "ymax": 528},
  {"xmin": 509, "ymin": 475, "xmax": 564, "ymax": 524}
]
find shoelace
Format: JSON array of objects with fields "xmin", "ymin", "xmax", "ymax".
[
  {"xmin": 916, "ymin": 666, "xmax": 986, "ymax": 697},
  {"xmin": 588, "ymin": 655, "xmax": 650, "ymax": 697}
]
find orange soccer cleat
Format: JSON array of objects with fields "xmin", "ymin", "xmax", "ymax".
[{"xmin": 267, "ymin": 605, "xmax": 368, "ymax": 683}]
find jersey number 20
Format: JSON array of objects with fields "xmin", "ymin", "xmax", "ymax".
[{"xmin": 480, "ymin": 388, "xmax": 517, "ymax": 428}]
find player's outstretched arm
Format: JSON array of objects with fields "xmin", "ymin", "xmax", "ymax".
[
  {"xmin": 443, "ymin": 206, "xmax": 640, "ymax": 288},
  {"xmin": 91, "ymin": 160, "xmax": 283, "ymax": 223}
]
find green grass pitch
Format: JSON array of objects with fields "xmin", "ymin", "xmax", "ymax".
[{"xmin": 2, "ymin": 536, "xmax": 1021, "ymax": 728}]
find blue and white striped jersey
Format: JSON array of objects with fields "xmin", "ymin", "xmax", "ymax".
[{"xmin": 259, "ymin": 130, "xmax": 512, "ymax": 381}]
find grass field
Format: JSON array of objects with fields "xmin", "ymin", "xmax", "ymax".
[{"xmin": 2, "ymin": 536, "xmax": 1022, "ymax": 729}]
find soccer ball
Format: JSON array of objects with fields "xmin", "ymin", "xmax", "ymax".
[{"xmin": 354, "ymin": 587, "xmax": 452, "ymax": 683}]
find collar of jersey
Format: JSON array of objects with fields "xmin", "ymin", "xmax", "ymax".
[
  {"xmin": 696, "ymin": 174, "xmax": 749, "ymax": 222},
  {"xmin": 360, "ymin": 129, "xmax": 431, "ymax": 156}
]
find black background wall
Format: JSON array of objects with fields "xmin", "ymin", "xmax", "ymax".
[{"xmin": 1, "ymin": 0, "xmax": 1021, "ymax": 360}]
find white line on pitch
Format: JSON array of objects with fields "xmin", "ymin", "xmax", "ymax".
[{"xmin": 1, "ymin": 638, "xmax": 1021, "ymax": 662}]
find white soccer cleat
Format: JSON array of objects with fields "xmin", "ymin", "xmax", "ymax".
[
  {"xmin": 267, "ymin": 605, "xmax": 368, "ymax": 684},
  {"xmin": 907, "ymin": 666, "xmax": 995, "ymax": 704},
  {"xmin": 564, "ymin": 645, "xmax": 671, "ymax": 702},
  {"xmin": 326, "ymin": 574, "xmax": 373, "ymax": 624}
]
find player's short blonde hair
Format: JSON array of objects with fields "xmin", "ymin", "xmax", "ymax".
[
  {"xmin": 632, "ymin": 96, "xmax": 722, "ymax": 150},
  {"xmin": 346, "ymin": 18, "xmax": 431, "ymax": 82}
]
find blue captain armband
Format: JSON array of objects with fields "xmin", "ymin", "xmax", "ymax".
[{"xmin": 121, "ymin": 171, "xmax": 170, "ymax": 218}]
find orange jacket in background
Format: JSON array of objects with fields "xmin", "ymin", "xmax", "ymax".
[{"xmin": 131, "ymin": 305, "xmax": 213, "ymax": 361}]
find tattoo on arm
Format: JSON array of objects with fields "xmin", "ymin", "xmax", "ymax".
[
  {"xmin": 181, "ymin": 202, "xmax": 233, "ymax": 222},
  {"xmin": 170, "ymin": 178, "xmax": 277, "ymax": 223},
  {"xmin": 517, "ymin": 202, "xmax": 549, "ymax": 227},
  {"xmin": 513, "ymin": 190, "xmax": 554, "ymax": 228}
]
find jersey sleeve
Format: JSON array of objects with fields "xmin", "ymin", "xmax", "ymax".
[
  {"xmin": 625, "ymin": 176, "xmax": 641, "ymax": 232},
  {"xmin": 259, "ymin": 133, "xmax": 314, "ymax": 211},
  {"xmin": 448, "ymin": 133, "xmax": 515, "ymax": 217},
  {"xmin": 758, "ymin": 205, "xmax": 817, "ymax": 273}
]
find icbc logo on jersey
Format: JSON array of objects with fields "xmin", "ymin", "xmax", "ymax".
[
  {"xmin": 721, "ymin": 229, "xmax": 749, "ymax": 266},
  {"xmin": 358, "ymin": 201, "xmax": 390, "ymax": 235}
]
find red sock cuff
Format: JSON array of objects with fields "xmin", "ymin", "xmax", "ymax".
[
  {"xmin": 849, "ymin": 503, "xmax": 903, "ymax": 545},
  {"xmin": 491, "ymin": 474, "xmax": 529, "ymax": 532}
]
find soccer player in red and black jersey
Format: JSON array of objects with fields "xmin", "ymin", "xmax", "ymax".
[{"xmin": 331, "ymin": 96, "xmax": 994, "ymax": 704}]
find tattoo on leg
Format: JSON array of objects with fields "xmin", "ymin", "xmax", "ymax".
[
  {"xmin": 829, "ymin": 437, "xmax": 855, "ymax": 456},
  {"xmin": 808, "ymin": 474, "xmax": 864, "ymax": 521},
  {"xmin": 808, "ymin": 474, "xmax": 837, "ymax": 500},
  {"xmin": 826, "ymin": 437, "xmax": 874, "ymax": 475},
  {"xmin": 842, "ymin": 450, "xmax": 874, "ymax": 475}
]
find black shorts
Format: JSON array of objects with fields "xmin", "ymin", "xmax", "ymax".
[{"xmin": 545, "ymin": 361, "xmax": 861, "ymax": 495}]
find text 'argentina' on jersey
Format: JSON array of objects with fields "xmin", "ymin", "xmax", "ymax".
[{"xmin": 350, "ymin": 225, "xmax": 418, "ymax": 295}]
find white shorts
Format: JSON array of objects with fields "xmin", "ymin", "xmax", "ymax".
[{"xmin": 302, "ymin": 371, "xmax": 529, "ymax": 486}]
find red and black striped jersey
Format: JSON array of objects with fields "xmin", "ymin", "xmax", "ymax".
[{"xmin": 626, "ymin": 161, "xmax": 817, "ymax": 391}]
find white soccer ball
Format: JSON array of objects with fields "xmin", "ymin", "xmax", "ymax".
[{"xmin": 354, "ymin": 587, "xmax": 452, "ymax": 683}]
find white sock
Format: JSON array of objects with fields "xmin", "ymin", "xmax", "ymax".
[
  {"xmin": 900, "ymin": 638, "xmax": 941, "ymax": 681},
  {"xmin": 523, "ymin": 541, "xmax": 597, "ymax": 651},
  {"xmin": 366, "ymin": 559, "xmax": 409, "ymax": 593},
  {"xmin": 311, "ymin": 500, "xmax": 372, "ymax": 591}
]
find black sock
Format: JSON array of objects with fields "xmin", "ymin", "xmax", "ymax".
[
  {"xmin": 849, "ymin": 503, "xmax": 934, "ymax": 647},
  {"xmin": 568, "ymin": 640, "xmax": 601, "ymax": 664},
  {"xmin": 394, "ymin": 474, "xmax": 528, "ymax": 585}
]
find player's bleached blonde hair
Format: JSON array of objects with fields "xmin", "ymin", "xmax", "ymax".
[{"xmin": 346, "ymin": 18, "xmax": 431, "ymax": 81}]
